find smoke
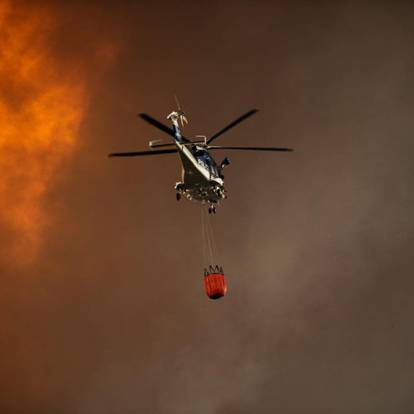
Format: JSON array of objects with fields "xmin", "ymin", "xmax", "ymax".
[
  {"xmin": 0, "ymin": 0, "xmax": 116, "ymax": 267},
  {"xmin": 1, "ymin": 2, "xmax": 414, "ymax": 413}
]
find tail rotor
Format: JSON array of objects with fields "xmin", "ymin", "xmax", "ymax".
[{"xmin": 174, "ymin": 94, "xmax": 188, "ymax": 127}]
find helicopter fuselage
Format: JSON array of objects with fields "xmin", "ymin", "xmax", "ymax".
[
  {"xmin": 175, "ymin": 142, "xmax": 226, "ymax": 205},
  {"xmin": 169, "ymin": 117, "xmax": 226, "ymax": 206}
]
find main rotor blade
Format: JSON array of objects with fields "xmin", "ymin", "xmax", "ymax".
[
  {"xmin": 139, "ymin": 113, "xmax": 176, "ymax": 137},
  {"xmin": 149, "ymin": 142, "xmax": 177, "ymax": 148},
  {"xmin": 139, "ymin": 113, "xmax": 190, "ymax": 142},
  {"xmin": 207, "ymin": 109, "xmax": 258, "ymax": 144},
  {"xmin": 208, "ymin": 146, "xmax": 293, "ymax": 152},
  {"xmin": 108, "ymin": 149, "xmax": 177, "ymax": 157}
]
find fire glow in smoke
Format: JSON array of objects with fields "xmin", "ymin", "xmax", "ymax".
[{"xmin": 0, "ymin": 1, "xmax": 114, "ymax": 266}]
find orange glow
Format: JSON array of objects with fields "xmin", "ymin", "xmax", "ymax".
[{"xmin": 0, "ymin": 1, "xmax": 114, "ymax": 266}]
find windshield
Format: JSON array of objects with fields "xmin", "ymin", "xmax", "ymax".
[{"xmin": 194, "ymin": 149, "xmax": 219, "ymax": 176}]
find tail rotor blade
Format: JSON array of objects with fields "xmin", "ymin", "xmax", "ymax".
[
  {"xmin": 180, "ymin": 114, "xmax": 188, "ymax": 127},
  {"xmin": 174, "ymin": 95, "xmax": 189, "ymax": 127},
  {"xmin": 174, "ymin": 94, "xmax": 181, "ymax": 111}
]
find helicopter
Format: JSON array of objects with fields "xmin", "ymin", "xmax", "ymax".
[{"xmin": 108, "ymin": 103, "xmax": 293, "ymax": 214}]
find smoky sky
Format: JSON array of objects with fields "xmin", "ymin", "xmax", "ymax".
[{"xmin": 1, "ymin": 1, "xmax": 414, "ymax": 413}]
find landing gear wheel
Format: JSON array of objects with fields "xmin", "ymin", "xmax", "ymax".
[
  {"xmin": 212, "ymin": 206, "xmax": 216, "ymax": 214},
  {"xmin": 176, "ymin": 192, "xmax": 181, "ymax": 201}
]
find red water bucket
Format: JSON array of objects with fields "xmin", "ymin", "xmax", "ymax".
[{"xmin": 204, "ymin": 266, "xmax": 227, "ymax": 300}]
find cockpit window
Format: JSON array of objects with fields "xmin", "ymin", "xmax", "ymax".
[{"xmin": 194, "ymin": 148, "xmax": 219, "ymax": 176}]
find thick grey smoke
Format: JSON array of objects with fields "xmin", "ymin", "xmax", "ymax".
[{"xmin": 1, "ymin": 2, "xmax": 414, "ymax": 413}]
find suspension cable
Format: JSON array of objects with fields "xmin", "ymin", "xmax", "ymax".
[{"xmin": 200, "ymin": 204, "xmax": 221, "ymax": 270}]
